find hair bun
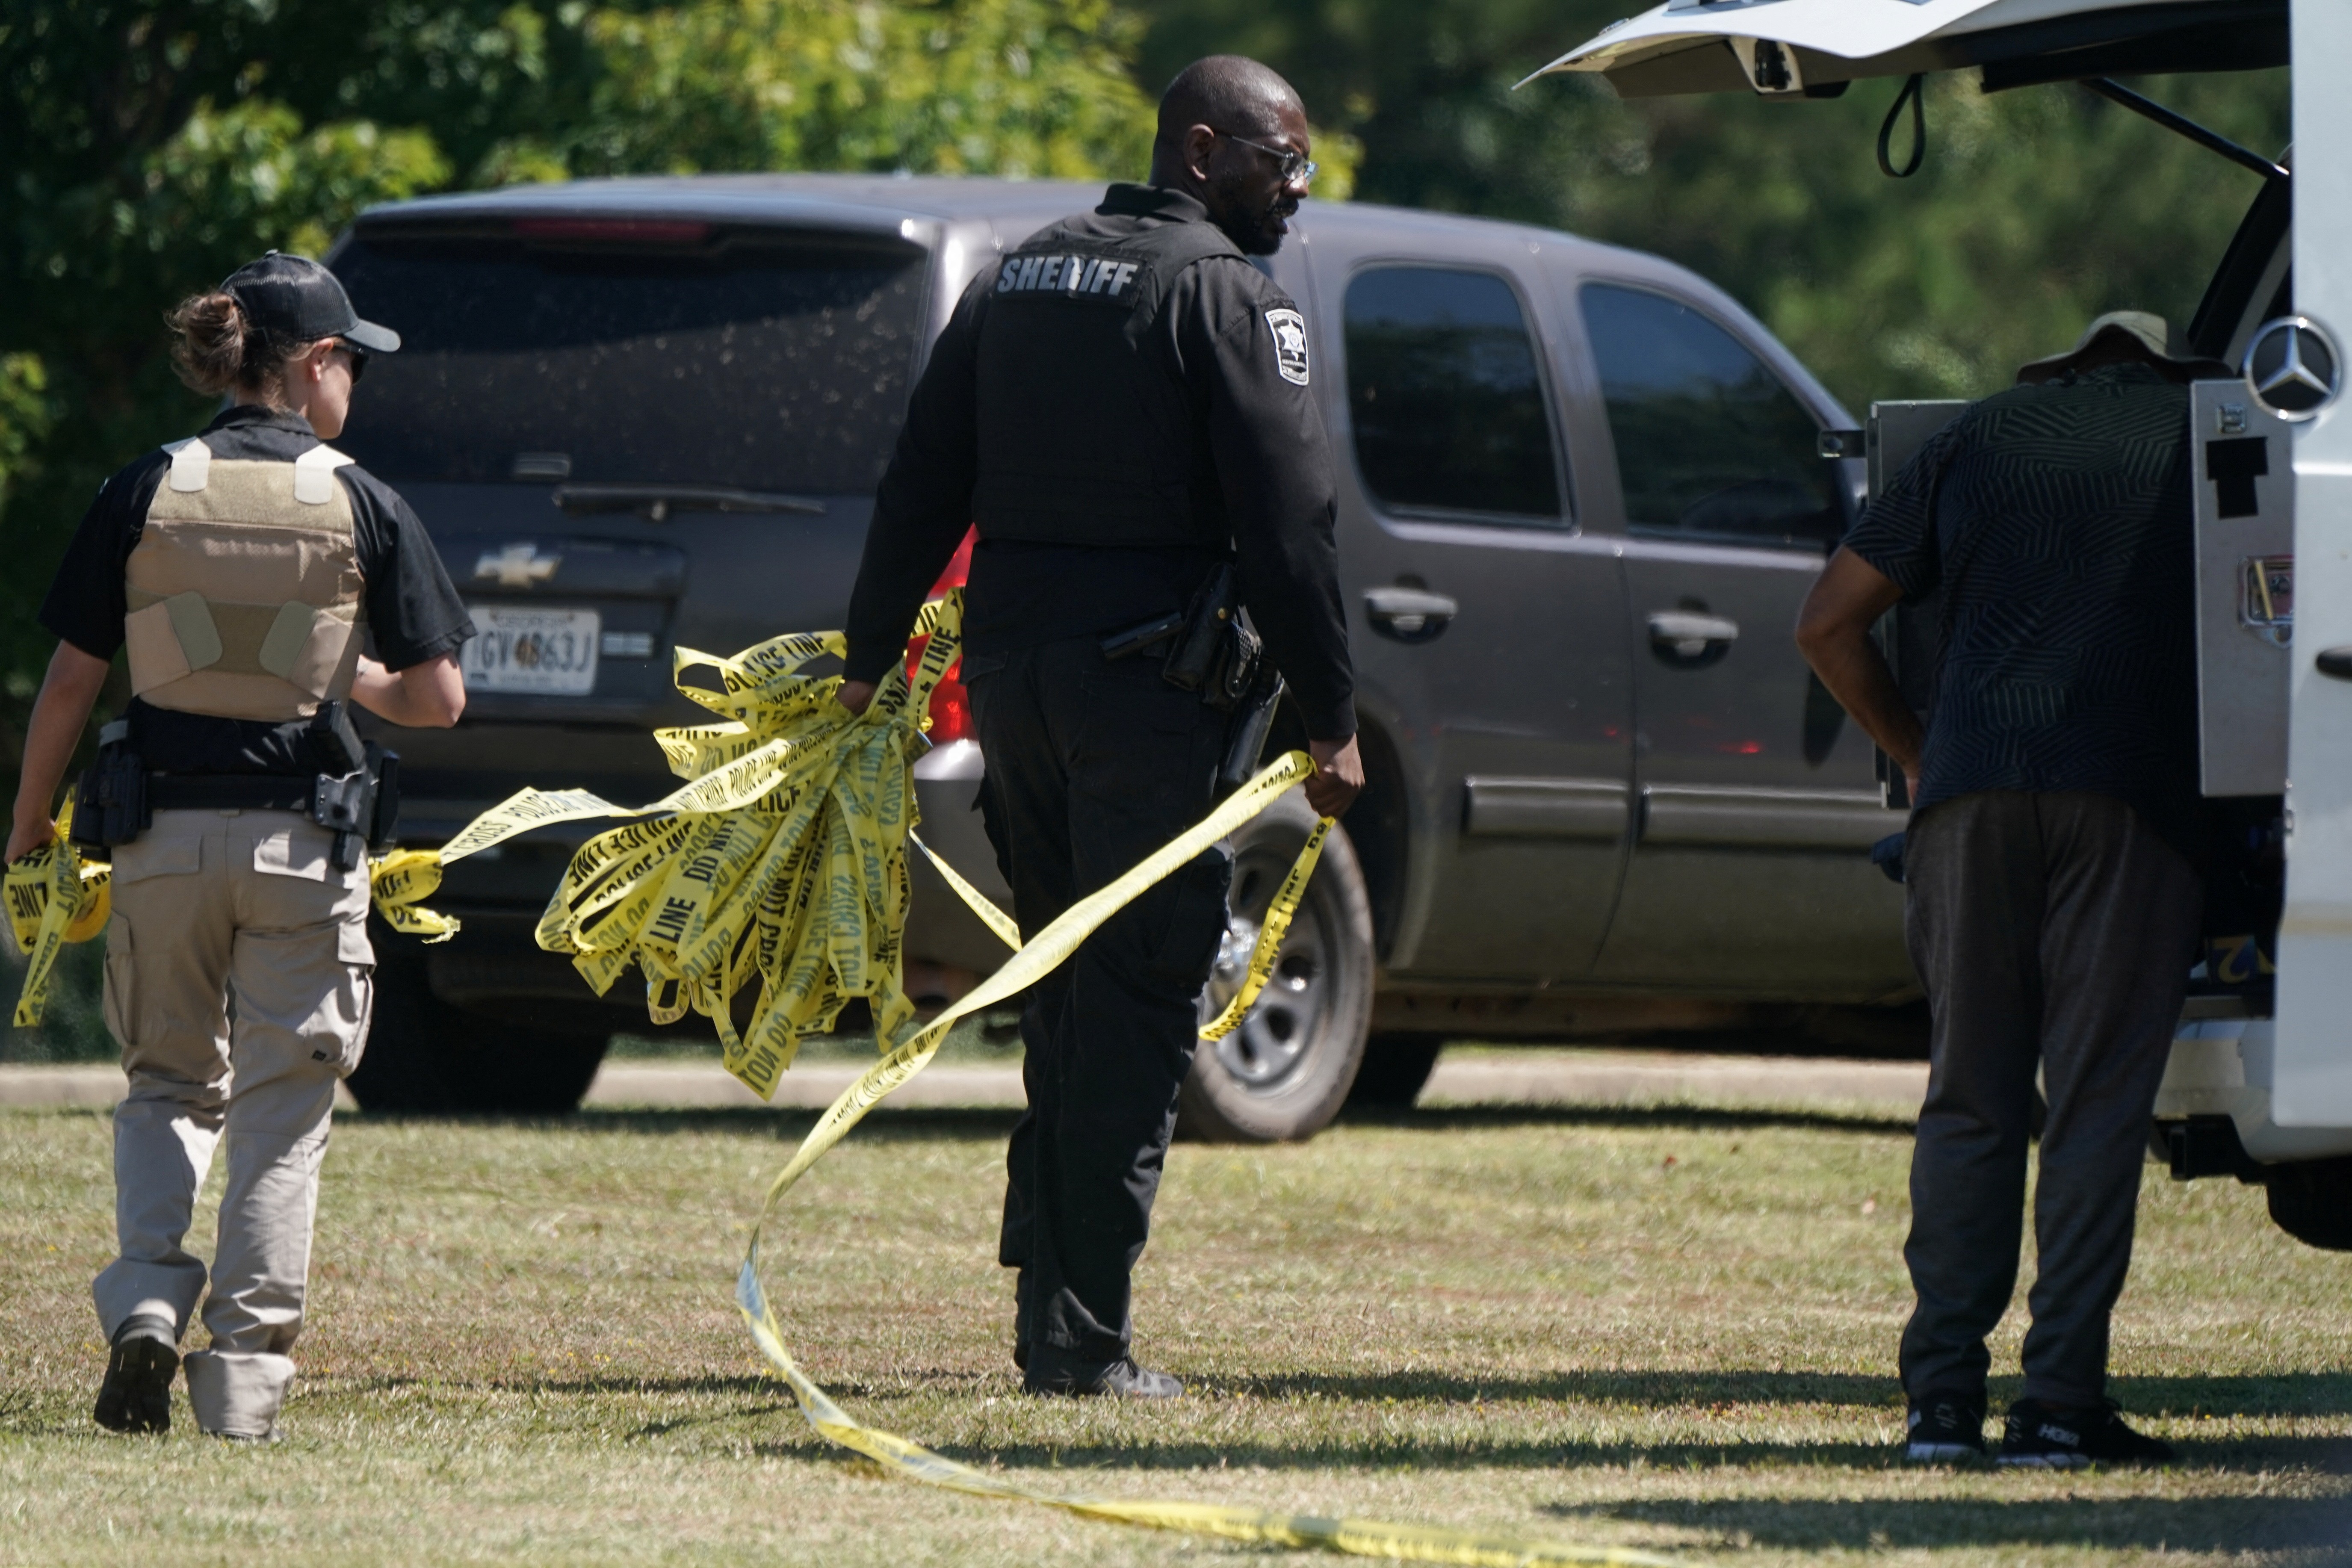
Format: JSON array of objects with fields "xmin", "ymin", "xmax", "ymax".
[{"xmin": 166, "ymin": 290, "xmax": 249, "ymax": 397}]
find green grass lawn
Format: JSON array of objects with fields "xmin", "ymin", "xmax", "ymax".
[{"xmin": 1, "ymin": 1082, "xmax": 2346, "ymax": 1565}]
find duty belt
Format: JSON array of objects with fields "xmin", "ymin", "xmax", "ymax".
[{"xmin": 148, "ymin": 774, "xmax": 318, "ymax": 813}]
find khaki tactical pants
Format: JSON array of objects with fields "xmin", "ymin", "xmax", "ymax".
[{"xmin": 90, "ymin": 809, "xmax": 374, "ymax": 1437}]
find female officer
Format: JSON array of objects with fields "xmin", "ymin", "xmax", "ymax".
[{"xmin": 5, "ymin": 252, "xmax": 473, "ymax": 1440}]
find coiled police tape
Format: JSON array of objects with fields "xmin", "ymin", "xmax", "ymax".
[{"xmin": 5, "ymin": 800, "xmax": 113, "ymax": 1028}]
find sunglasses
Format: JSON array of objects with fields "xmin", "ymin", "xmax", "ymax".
[
  {"xmin": 333, "ymin": 339, "xmax": 369, "ymax": 384},
  {"xmin": 1217, "ymin": 131, "xmax": 1318, "ymax": 186}
]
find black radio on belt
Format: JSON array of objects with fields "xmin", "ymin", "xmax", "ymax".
[{"xmin": 70, "ymin": 719, "xmax": 150, "ymax": 853}]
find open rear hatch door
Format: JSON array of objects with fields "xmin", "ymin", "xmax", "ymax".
[
  {"xmin": 1533, "ymin": 2, "xmax": 2352, "ymax": 1131},
  {"xmin": 1527, "ymin": 0, "xmax": 2284, "ymax": 99}
]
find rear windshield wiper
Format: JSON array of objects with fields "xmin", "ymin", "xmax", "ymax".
[{"xmin": 552, "ymin": 483, "xmax": 827, "ymax": 522}]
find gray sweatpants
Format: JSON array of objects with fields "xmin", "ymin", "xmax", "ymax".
[{"xmin": 1899, "ymin": 791, "xmax": 2201, "ymax": 1409}]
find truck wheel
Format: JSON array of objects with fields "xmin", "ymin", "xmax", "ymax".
[
  {"xmin": 1176, "ymin": 796, "xmax": 1374, "ymax": 1143},
  {"xmin": 2266, "ymin": 1157, "xmax": 2352, "ymax": 1250},
  {"xmin": 1345, "ymin": 1034, "xmax": 1442, "ymax": 1109},
  {"xmin": 346, "ymin": 916, "xmax": 611, "ymax": 1115}
]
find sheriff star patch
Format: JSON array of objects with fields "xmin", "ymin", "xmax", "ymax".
[{"xmin": 1265, "ymin": 307, "xmax": 1310, "ymax": 386}]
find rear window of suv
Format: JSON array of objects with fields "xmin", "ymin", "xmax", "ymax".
[{"xmin": 331, "ymin": 225, "xmax": 928, "ymax": 495}]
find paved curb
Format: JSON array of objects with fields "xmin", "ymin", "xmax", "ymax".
[
  {"xmin": 0, "ymin": 1066, "xmax": 360, "ymax": 1111},
  {"xmin": 0, "ymin": 1051, "xmax": 1926, "ymax": 1114},
  {"xmin": 1420, "ymin": 1054, "xmax": 1925, "ymax": 1112}
]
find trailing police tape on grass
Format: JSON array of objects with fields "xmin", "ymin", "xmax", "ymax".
[{"xmin": 7, "ymin": 592, "xmax": 1669, "ymax": 1565}]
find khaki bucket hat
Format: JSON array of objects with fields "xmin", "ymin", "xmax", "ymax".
[{"xmin": 2017, "ymin": 310, "xmax": 2231, "ymax": 384}]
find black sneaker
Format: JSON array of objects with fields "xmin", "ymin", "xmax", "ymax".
[
  {"xmin": 1904, "ymin": 1390, "xmax": 1987, "ymax": 1463},
  {"xmin": 93, "ymin": 1321, "xmax": 179, "ymax": 1435},
  {"xmin": 1023, "ymin": 1349, "xmax": 1182, "ymax": 1399},
  {"xmin": 1997, "ymin": 1399, "xmax": 2177, "ymax": 1469}
]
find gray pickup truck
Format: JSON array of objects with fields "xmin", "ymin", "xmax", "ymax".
[{"xmin": 328, "ymin": 175, "xmax": 1912, "ymax": 1134}]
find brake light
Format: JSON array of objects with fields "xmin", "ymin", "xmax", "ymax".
[
  {"xmin": 912, "ymin": 527, "xmax": 977, "ymax": 742},
  {"xmin": 511, "ymin": 218, "xmax": 712, "ymax": 245}
]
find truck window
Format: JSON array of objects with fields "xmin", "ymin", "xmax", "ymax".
[
  {"xmin": 1343, "ymin": 266, "xmax": 1563, "ymax": 522},
  {"xmin": 1579, "ymin": 283, "xmax": 1841, "ymax": 548},
  {"xmin": 331, "ymin": 229, "xmax": 928, "ymax": 496}
]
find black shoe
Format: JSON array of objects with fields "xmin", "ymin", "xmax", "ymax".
[
  {"xmin": 1023, "ymin": 1351, "xmax": 1182, "ymax": 1399},
  {"xmin": 1998, "ymin": 1399, "xmax": 2177, "ymax": 1469},
  {"xmin": 1903, "ymin": 1390, "xmax": 1987, "ymax": 1463},
  {"xmin": 93, "ymin": 1321, "xmax": 179, "ymax": 1435}
]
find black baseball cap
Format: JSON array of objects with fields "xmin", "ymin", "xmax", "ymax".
[{"xmin": 220, "ymin": 251, "xmax": 401, "ymax": 354}]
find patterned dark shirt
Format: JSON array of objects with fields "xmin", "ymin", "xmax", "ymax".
[{"xmin": 1843, "ymin": 363, "xmax": 2201, "ymax": 856}]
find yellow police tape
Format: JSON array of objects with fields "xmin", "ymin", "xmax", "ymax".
[
  {"xmin": 5, "ymin": 800, "xmax": 114, "ymax": 1028},
  {"xmin": 10, "ymin": 594, "xmax": 1667, "ymax": 1563},
  {"xmin": 730, "ymin": 752, "xmax": 1672, "ymax": 1565}
]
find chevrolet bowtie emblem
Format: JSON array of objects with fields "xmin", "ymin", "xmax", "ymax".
[{"xmin": 474, "ymin": 543, "xmax": 561, "ymax": 588}]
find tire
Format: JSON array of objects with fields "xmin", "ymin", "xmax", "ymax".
[
  {"xmin": 1176, "ymin": 794, "xmax": 1374, "ymax": 1143},
  {"xmin": 346, "ymin": 916, "xmax": 612, "ymax": 1115},
  {"xmin": 2266, "ymin": 1157, "xmax": 2352, "ymax": 1250},
  {"xmin": 1345, "ymin": 1034, "xmax": 1442, "ymax": 1109}
]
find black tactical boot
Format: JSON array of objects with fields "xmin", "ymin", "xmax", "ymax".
[
  {"xmin": 93, "ymin": 1317, "xmax": 179, "ymax": 1435},
  {"xmin": 1997, "ymin": 1399, "xmax": 2177, "ymax": 1469},
  {"xmin": 1023, "ymin": 1345, "xmax": 1182, "ymax": 1399}
]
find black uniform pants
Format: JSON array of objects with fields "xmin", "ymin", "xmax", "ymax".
[
  {"xmin": 1899, "ymin": 791, "xmax": 2202, "ymax": 1409},
  {"xmin": 964, "ymin": 637, "xmax": 1233, "ymax": 1365}
]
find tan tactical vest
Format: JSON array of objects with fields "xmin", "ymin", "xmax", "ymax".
[{"xmin": 124, "ymin": 437, "xmax": 367, "ymax": 722}]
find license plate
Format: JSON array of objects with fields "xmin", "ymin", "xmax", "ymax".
[{"xmin": 462, "ymin": 605, "xmax": 600, "ymax": 694}]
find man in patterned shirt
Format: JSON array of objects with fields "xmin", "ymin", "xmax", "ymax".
[{"xmin": 1796, "ymin": 311, "xmax": 2228, "ymax": 1470}]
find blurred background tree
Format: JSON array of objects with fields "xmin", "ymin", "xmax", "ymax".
[
  {"xmin": 0, "ymin": 0, "xmax": 2292, "ymax": 806},
  {"xmin": 0, "ymin": 0, "xmax": 1153, "ymax": 802},
  {"xmin": 1134, "ymin": 0, "xmax": 2289, "ymax": 407}
]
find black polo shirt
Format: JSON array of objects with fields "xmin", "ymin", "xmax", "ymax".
[
  {"xmin": 40, "ymin": 404, "xmax": 474, "ymax": 774},
  {"xmin": 1844, "ymin": 363, "xmax": 2201, "ymax": 857}
]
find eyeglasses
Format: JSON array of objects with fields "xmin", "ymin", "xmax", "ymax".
[
  {"xmin": 1218, "ymin": 132, "xmax": 1317, "ymax": 186},
  {"xmin": 334, "ymin": 339, "xmax": 369, "ymax": 385}
]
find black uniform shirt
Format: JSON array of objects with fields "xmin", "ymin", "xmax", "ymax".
[
  {"xmin": 844, "ymin": 183, "xmax": 1356, "ymax": 741},
  {"xmin": 40, "ymin": 403, "xmax": 475, "ymax": 774}
]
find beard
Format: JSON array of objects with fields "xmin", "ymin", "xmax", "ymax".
[{"xmin": 1204, "ymin": 168, "xmax": 1298, "ymax": 257}]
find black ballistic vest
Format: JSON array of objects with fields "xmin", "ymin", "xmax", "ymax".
[{"xmin": 971, "ymin": 215, "xmax": 1246, "ymax": 549}]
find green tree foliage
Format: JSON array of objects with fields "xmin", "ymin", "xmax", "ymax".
[
  {"xmin": 0, "ymin": 0, "xmax": 1155, "ymax": 780},
  {"xmin": 1133, "ymin": 0, "xmax": 2289, "ymax": 411}
]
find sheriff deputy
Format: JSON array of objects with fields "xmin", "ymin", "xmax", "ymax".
[
  {"xmin": 5, "ymin": 252, "xmax": 474, "ymax": 1440},
  {"xmin": 837, "ymin": 55, "xmax": 1364, "ymax": 1397}
]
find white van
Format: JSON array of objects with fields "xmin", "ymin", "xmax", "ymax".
[{"xmin": 1533, "ymin": 0, "xmax": 2349, "ymax": 1249}]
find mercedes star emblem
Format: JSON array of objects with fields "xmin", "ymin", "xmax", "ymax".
[{"xmin": 2243, "ymin": 316, "xmax": 2341, "ymax": 422}]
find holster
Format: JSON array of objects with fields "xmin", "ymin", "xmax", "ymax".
[{"xmin": 1160, "ymin": 561, "xmax": 1264, "ymax": 712}]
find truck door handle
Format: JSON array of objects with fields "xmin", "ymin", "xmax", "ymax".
[
  {"xmin": 1648, "ymin": 610, "xmax": 1740, "ymax": 664},
  {"xmin": 1364, "ymin": 587, "xmax": 1459, "ymax": 643},
  {"xmin": 2318, "ymin": 647, "xmax": 2352, "ymax": 681}
]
